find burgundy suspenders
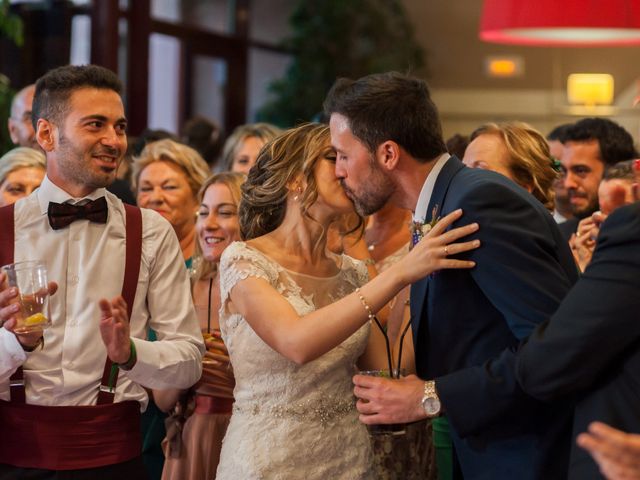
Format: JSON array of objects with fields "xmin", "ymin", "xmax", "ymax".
[
  {"xmin": 0, "ymin": 202, "xmax": 142, "ymax": 404},
  {"xmin": 97, "ymin": 204, "xmax": 142, "ymax": 404},
  {"xmin": 0, "ymin": 205, "xmax": 23, "ymax": 402}
]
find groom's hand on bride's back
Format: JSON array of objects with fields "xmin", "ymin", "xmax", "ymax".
[{"xmin": 352, "ymin": 373, "xmax": 427, "ymax": 424}]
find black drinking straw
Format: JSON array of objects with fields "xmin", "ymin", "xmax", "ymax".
[
  {"xmin": 396, "ymin": 318, "xmax": 413, "ymax": 379},
  {"xmin": 371, "ymin": 314, "xmax": 395, "ymax": 378}
]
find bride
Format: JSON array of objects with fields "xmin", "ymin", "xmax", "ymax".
[{"xmin": 216, "ymin": 123, "xmax": 479, "ymax": 479}]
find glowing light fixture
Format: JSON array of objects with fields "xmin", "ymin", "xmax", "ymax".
[
  {"xmin": 480, "ymin": 0, "xmax": 640, "ymax": 46},
  {"xmin": 567, "ymin": 74, "xmax": 614, "ymax": 106},
  {"xmin": 485, "ymin": 56, "xmax": 523, "ymax": 77}
]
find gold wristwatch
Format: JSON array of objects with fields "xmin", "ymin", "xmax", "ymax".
[{"xmin": 421, "ymin": 380, "xmax": 441, "ymax": 417}]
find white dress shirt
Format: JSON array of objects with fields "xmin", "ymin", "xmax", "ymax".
[
  {"xmin": 413, "ymin": 153, "xmax": 450, "ymax": 223},
  {"xmin": 552, "ymin": 210, "xmax": 569, "ymax": 224},
  {"xmin": 0, "ymin": 176, "xmax": 204, "ymax": 410}
]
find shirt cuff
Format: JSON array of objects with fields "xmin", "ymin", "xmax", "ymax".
[
  {"xmin": 125, "ymin": 337, "xmax": 203, "ymax": 390},
  {"xmin": 0, "ymin": 328, "xmax": 27, "ymax": 369}
]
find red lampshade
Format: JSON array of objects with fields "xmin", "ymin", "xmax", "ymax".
[{"xmin": 480, "ymin": 0, "xmax": 640, "ymax": 46}]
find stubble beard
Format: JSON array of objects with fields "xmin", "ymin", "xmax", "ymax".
[
  {"xmin": 340, "ymin": 167, "xmax": 394, "ymax": 216},
  {"xmin": 57, "ymin": 133, "xmax": 119, "ymax": 191},
  {"xmin": 569, "ymin": 190, "xmax": 599, "ymax": 219}
]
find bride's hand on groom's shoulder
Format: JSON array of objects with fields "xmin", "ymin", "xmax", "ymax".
[
  {"xmin": 398, "ymin": 209, "xmax": 479, "ymax": 285},
  {"xmin": 352, "ymin": 373, "xmax": 426, "ymax": 424}
]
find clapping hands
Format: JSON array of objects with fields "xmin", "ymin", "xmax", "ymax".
[
  {"xmin": 578, "ymin": 422, "xmax": 640, "ymax": 480},
  {"xmin": 98, "ymin": 296, "xmax": 132, "ymax": 364},
  {"xmin": 570, "ymin": 211, "xmax": 606, "ymax": 272}
]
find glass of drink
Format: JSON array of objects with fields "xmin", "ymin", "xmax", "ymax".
[
  {"xmin": 202, "ymin": 328, "xmax": 226, "ymax": 365},
  {"xmin": 2, "ymin": 260, "xmax": 51, "ymax": 333},
  {"xmin": 359, "ymin": 368, "xmax": 407, "ymax": 436}
]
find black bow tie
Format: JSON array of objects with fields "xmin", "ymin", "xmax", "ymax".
[{"xmin": 47, "ymin": 197, "xmax": 108, "ymax": 230}]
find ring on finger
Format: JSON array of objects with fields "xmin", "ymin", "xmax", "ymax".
[{"xmin": 444, "ymin": 246, "xmax": 449, "ymax": 256}]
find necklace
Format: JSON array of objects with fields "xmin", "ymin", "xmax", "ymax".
[{"xmin": 365, "ymin": 230, "xmax": 380, "ymax": 252}]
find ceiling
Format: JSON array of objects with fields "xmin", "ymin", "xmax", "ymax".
[
  {"xmin": 399, "ymin": 0, "xmax": 640, "ymax": 138},
  {"xmin": 402, "ymin": 0, "xmax": 640, "ymax": 95}
]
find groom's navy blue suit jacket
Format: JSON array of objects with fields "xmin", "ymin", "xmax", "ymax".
[{"xmin": 410, "ymin": 156, "xmax": 579, "ymax": 479}]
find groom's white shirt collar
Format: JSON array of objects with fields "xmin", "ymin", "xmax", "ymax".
[{"xmin": 413, "ymin": 153, "xmax": 450, "ymax": 223}]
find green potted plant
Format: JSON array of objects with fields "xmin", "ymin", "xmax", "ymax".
[
  {"xmin": 258, "ymin": 0, "xmax": 425, "ymax": 127},
  {"xmin": 0, "ymin": 0, "xmax": 24, "ymax": 154}
]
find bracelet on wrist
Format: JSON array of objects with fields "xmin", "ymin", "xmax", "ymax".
[
  {"xmin": 115, "ymin": 338, "xmax": 137, "ymax": 371},
  {"xmin": 355, "ymin": 287, "xmax": 376, "ymax": 322},
  {"xmin": 107, "ymin": 339, "xmax": 137, "ymax": 392}
]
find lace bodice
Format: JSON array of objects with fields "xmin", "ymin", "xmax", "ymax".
[{"xmin": 216, "ymin": 241, "xmax": 374, "ymax": 479}]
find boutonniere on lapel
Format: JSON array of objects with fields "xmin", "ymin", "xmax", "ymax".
[
  {"xmin": 410, "ymin": 205, "xmax": 440, "ymax": 247},
  {"xmin": 410, "ymin": 205, "xmax": 441, "ymax": 278}
]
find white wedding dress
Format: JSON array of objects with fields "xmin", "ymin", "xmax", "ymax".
[{"xmin": 216, "ymin": 242, "xmax": 374, "ymax": 480}]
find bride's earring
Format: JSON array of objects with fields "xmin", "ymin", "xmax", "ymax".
[{"xmin": 293, "ymin": 186, "xmax": 302, "ymax": 202}]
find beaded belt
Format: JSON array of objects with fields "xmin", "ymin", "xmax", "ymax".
[{"xmin": 233, "ymin": 397, "xmax": 355, "ymax": 427}]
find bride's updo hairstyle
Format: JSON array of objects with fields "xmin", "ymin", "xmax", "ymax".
[{"xmin": 240, "ymin": 123, "xmax": 331, "ymax": 240}]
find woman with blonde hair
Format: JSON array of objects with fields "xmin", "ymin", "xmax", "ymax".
[
  {"xmin": 215, "ymin": 123, "xmax": 479, "ymax": 479},
  {"xmin": 160, "ymin": 172, "xmax": 245, "ymax": 480},
  {"xmin": 0, "ymin": 146, "xmax": 46, "ymax": 206},
  {"xmin": 133, "ymin": 138, "xmax": 210, "ymax": 266},
  {"xmin": 220, "ymin": 122, "xmax": 281, "ymax": 173},
  {"xmin": 132, "ymin": 138, "xmax": 210, "ymax": 478},
  {"xmin": 463, "ymin": 121, "xmax": 558, "ymax": 212}
]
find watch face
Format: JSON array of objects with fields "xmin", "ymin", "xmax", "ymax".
[{"xmin": 422, "ymin": 396, "xmax": 441, "ymax": 416}]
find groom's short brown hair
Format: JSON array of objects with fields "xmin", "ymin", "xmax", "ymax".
[{"xmin": 323, "ymin": 71, "xmax": 446, "ymax": 163}]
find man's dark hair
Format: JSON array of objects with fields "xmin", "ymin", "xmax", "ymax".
[
  {"xmin": 445, "ymin": 133, "xmax": 469, "ymax": 159},
  {"xmin": 132, "ymin": 128, "xmax": 179, "ymax": 156},
  {"xmin": 603, "ymin": 159, "xmax": 635, "ymax": 181},
  {"xmin": 546, "ymin": 123, "xmax": 573, "ymax": 142},
  {"xmin": 181, "ymin": 116, "xmax": 222, "ymax": 167},
  {"xmin": 563, "ymin": 117, "xmax": 638, "ymax": 167},
  {"xmin": 32, "ymin": 64, "xmax": 123, "ymax": 130},
  {"xmin": 323, "ymin": 71, "xmax": 446, "ymax": 162}
]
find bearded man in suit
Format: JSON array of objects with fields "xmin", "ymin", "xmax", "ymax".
[{"xmin": 324, "ymin": 71, "xmax": 578, "ymax": 479}]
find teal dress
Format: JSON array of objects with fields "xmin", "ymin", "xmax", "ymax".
[
  {"xmin": 141, "ymin": 257, "xmax": 195, "ymax": 479},
  {"xmin": 141, "ymin": 328, "xmax": 167, "ymax": 480}
]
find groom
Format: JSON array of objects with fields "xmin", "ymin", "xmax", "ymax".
[{"xmin": 324, "ymin": 72, "xmax": 578, "ymax": 479}]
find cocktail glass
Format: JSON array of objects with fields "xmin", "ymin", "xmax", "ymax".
[
  {"xmin": 2, "ymin": 260, "xmax": 51, "ymax": 333},
  {"xmin": 360, "ymin": 368, "xmax": 407, "ymax": 436}
]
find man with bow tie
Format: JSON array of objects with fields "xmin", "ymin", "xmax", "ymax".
[{"xmin": 0, "ymin": 64, "xmax": 204, "ymax": 479}]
